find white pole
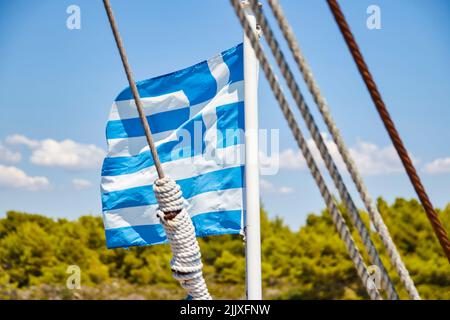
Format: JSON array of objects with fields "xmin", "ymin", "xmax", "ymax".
[{"xmin": 242, "ymin": 1, "xmax": 262, "ymax": 300}]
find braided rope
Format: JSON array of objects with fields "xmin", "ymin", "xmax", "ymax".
[
  {"xmin": 231, "ymin": 0, "xmax": 382, "ymax": 300},
  {"xmin": 154, "ymin": 177, "xmax": 211, "ymax": 300},
  {"xmin": 248, "ymin": 0, "xmax": 398, "ymax": 299},
  {"xmin": 103, "ymin": 0, "xmax": 211, "ymax": 299},
  {"xmin": 266, "ymin": 0, "xmax": 420, "ymax": 300},
  {"xmin": 326, "ymin": 0, "xmax": 450, "ymax": 264}
]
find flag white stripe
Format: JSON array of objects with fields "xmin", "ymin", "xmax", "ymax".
[
  {"xmin": 203, "ymin": 55, "xmax": 229, "ymax": 155},
  {"xmin": 207, "ymin": 54, "xmax": 230, "ymax": 94},
  {"xmin": 109, "ymin": 90, "xmax": 189, "ymax": 121},
  {"xmin": 101, "ymin": 144, "xmax": 245, "ymax": 193},
  {"xmin": 106, "ymin": 130, "xmax": 176, "ymax": 158}
]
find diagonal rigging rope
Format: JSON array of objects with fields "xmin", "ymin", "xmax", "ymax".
[
  {"xmin": 326, "ymin": 0, "xmax": 450, "ymax": 264},
  {"xmin": 231, "ymin": 0, "xmax": 382, "ymax": 300},
  {"xmin": 248, "ymin": 0, "xmax": 398, "ymax": 299},
  {"xmin": 102, "ymin": 0, "xmax": 211, "ymax": 300},
  {"xmin": 266, "ymin": 0, "xmax": 420, "ymax": 300}
]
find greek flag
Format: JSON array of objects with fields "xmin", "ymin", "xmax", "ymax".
[{"xmin": 101, "ymin": 44, "xmax": 245, "ymax": 248}]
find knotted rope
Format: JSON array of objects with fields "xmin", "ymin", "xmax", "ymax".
[
  {"xmin": 103, "ymin": 0, "xmax": 211, "ymax": 300},
  {"xmin": 153, "ymin": 177, "xmax": 211, "ymax": 300},
  {"xmin": 266, "ymin": 0, "xmax": 420, "ymax": 300},
  {"xmin": 231, "ymin": 0, "xmax": 382, "ymax": 300},
  {"xmin": 327, "ymin": 0, "xmax": 450, "ymax": 264},
  {"xmin": 248, "ymin": 0, "xmax": 397, "ymax": 299}
]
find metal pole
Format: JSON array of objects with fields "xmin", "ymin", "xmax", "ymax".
[{"xmin": 242, "ymin": 1, "xmax": 262, "ymax": 300}]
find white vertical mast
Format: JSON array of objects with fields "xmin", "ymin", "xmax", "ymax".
[{"xmin": 242, "ymin": 1, "xmax": 262, "ymax": 300}]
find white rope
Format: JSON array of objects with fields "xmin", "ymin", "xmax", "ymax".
[
  {"xmin": 247, "ymin": 0, "xmax": 398, "ymax": 299},
  {"xmin": 153, "ymin": 176, "xmax": 212, "ymax": 300},
  {"xmin": 265, "ymin": 0, "xmax": 420, "ymax": 300},
  {"xmin": 230, "ymin": 0, "xmax": 382, "ymax": 300}
]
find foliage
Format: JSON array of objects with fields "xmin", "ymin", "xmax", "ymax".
[{"xmin": 0, "ymin": 198, "xmax": 448, "ymax": 299}]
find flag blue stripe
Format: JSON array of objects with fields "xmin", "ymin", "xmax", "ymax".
[
  {"xmin": 114, "ymin": 44, "xmax": 243, "ymax": 104},
  {"xmin": 217, "ymin": 101, "xmax": 245, "ymax": 148},
  {"xmin": 106, "ymin": 107, "xmax": 190, "ymax": 139},
  {"xmin": 102, "ymin": 165, "xmax": 244, "ymax": 211},
  {"xmin": 115, "ymin": 60, "xmax": 217, "ymax": 104},
  {"xmin": 103, "ymin": 110, "xmax": 205, "ymax": 176},
  {"xmin": 102, "ymin": 102, "xmax": 244, "ymax": 176},
  {"xmin": 105, "ymin": 101, "xmax": 243, "ymax": 144},
  {"xmin": 105, "ymin": 210, "xmax": 242, "ymax": 248}
]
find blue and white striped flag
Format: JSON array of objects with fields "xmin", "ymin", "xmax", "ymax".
[{"xmin": 101, "ymin": 44, "xmax": 245, "ymax": 248}]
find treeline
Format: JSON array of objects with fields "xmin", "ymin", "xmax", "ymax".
[{"xmin": 0, "ymin": 198, "xmax": 449, "ymax": 299}]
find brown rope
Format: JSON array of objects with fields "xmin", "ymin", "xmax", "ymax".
[{"xmin": 326, "ymin": 0, "xmax": 450, "ymax": 263}]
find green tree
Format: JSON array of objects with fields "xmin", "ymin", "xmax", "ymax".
[{"xmin": 0, "ymin": 199, "xmax": 449, "ymax": 299}]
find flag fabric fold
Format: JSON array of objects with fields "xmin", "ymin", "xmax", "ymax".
[{"xmin": 101, "ymin": 44, "xmax": 245, "ymax": 248}]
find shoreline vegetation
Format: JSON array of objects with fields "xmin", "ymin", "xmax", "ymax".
[{"xmin": 0, "ymin": 198, "xmax": 449, "ymax": 300}]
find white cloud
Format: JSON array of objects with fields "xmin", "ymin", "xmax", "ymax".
[
  {"xmin": 260, "ymin": 178, "xmax": 274, "ymax": 191},
  {"xmin": 259, "ymin": 149, "xmax": 305, "ymax": 174},
  {"xmin": 349, "ymin": 140, "xmax": 403, "ymax": 175},
  {"xmin": 259, "ymin": 134, "xmax": 339, "ymax": 173},
  {"xmin": 260, "ymin": 178, "xmax": 293, "ymax": 194},
  {"xmin": 0, "ymin": 142, "xmax": 21, "ymax": 163},
  {"xmin": 279, "ymin": 186, "xmax": 294, "ymax": 194},
  {"xmin": 6, "ymin": 134, "xmax": 39, "ymax": 148},
  {"xmin": 0, "ymin": 165, "xmax": 49, "ymax": 191},
  {"xmin": 260, "ymin": 134, "xmax": 404, "ymax": 176},
  {"xmin": 277, "ymin": 149, "xmax": 306, "ymax": 170},
  {"xmin": 424, "ymin": 157, "xmax": 450, "ymax": 174},
  {"xmin": 72, "ymin": 178, "xmax": 92, "ymax": 190},
  {"xmin": 6, "ymin": 134, "xmax": 106, "ymax": 170},
  {"xmin": 30, "ymin": 139, "xmax": 105, "ymax": 170}
]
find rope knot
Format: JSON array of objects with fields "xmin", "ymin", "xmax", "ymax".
[{"xmin": 153, "ymin": 176, "xmax": 184, "ymax": 219}]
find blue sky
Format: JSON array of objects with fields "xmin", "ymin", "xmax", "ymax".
[{"xmin": 0, "ymin": 0, "xmax": 449, "ymax": 230}]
